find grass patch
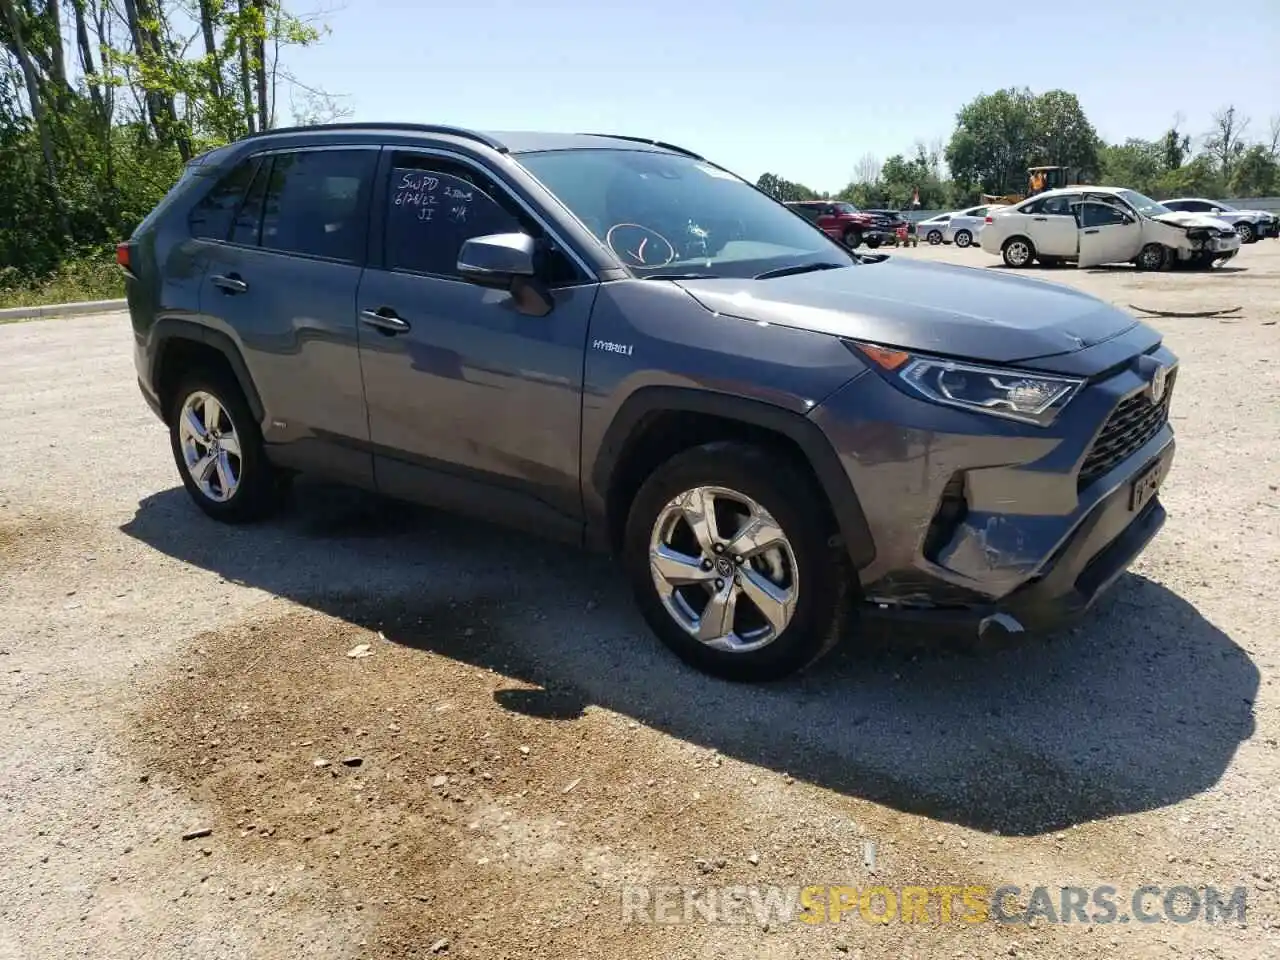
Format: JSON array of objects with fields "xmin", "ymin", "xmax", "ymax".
[{"xmin": 0, "ymin": 257, "xmax": 123, "ymax": 310}]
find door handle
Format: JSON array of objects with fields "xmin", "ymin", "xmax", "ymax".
[
  {"xmin": 1033, "ymin": 216, "xmax": 1048, "ymax": 221},
  {"xmin": 1083, "ymin": 229, "xmax": 1099, "ymax": 235},
  {"xmin": 360, "ymin": 308, "xmax": 411, "ymax": 335},
  {"xmin": 211, "ymin": 274, "xmax": 248, "ymax": 294}
]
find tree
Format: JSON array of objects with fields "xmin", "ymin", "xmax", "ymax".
[
  {"xmin": 1229, "ymin": 145, "xmax": 1277, "ymax": 197},
  {"xmin": 1160, "ymin": 114, "xmax": 1191, "ymax": 171},
  {"xmin": 1099, "ymin": 139, "xmax": 1165, "ymax": 195},
  {"xmin": 852, "ymin": 152, "xmax": 881, "ymax": 185},
  {"xmin": 755, "ymin": 172, "xmax": 819, "ymax": 202},
  {"xmin": 1205, "ymin": 105, "xmax": 1249, "ymax": 180},
  {"xmin": 1267, "ymin": 114, "xmax": 1280, "ymax": 160},
  {"xmin": 1030, "ymin": 89, "xmax": 1100, "ymax": 177},
  {"xmin": 945, "ymin": 87, "xmax": 1038, "ymax": 195}
]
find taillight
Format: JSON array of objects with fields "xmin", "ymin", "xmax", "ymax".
[
  {"xmin": 984, "ymin": 216, "xmax": 993, "ymax": 224},
  {"xmin": 115, "ymin": 242, "xmax": 131, "ymax": 270}
]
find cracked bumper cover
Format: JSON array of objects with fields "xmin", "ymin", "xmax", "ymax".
[{"xmin": 810, "ymin": 347, "xmax": 1176, "ymax": 634}]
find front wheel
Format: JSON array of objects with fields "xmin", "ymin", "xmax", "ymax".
[
  {"xmin": 865, "ymin": 236, "xmax": 882, "ymax": 249},
  {"xmin": 167, "ymin": 369, "xmax": 285, "ymax": 523},
  {"xmin": 1235, "ymin": 221, "xmax": 1256, "ymax": 244},
  {"xmin": 927, "ymin": 230, "xmax": 943, "ymax": 245},
  {"xmin": 1134, "ymin": 243, "xmax": 1169, "ymax": 271},
  {"xmin": 623, "ymin": 442, "xmax": 850, "ymax": 682},
  {"xmin": 953, "ymin": 229, "xmax": 973, "ymax": 248},
  {"xmin": 842, "ymin": 229, "xmax": 863, "ymax": 249}
]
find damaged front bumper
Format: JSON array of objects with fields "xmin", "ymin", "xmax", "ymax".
[{"xmin": 810, "ymin": 342, "xmax": 1178, "ymax": 638}]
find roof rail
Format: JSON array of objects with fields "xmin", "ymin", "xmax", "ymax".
[
  {"xmin": 576, "ymin": 133, "xmax": 704, "ymax": 161},
  {"xmin": 240, "ymin": 123, "xmax": 509, "ymax": 153}
]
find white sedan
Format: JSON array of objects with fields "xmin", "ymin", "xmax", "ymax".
[
  {"xmin": 1161, "ymin": 197, "xmax": 1279, "ymax": 243},
  {"xmin": 914, "ymin": 213, "xmax": 951, "ymax": 244},
  {"xmin": 943, "ymin": 204, "xmax": 1006, "ymax": 248},
  {"xmin": 978, "ymin": 186, "xmax": 1241, "ymax": 270}
]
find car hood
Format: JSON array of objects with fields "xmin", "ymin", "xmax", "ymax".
[
  {"xmin": 675, "ymin": 257, "xmax": 1138, "ymax": 364},
  {"xmin": 1151, "ymin": 211, "xmax": 1233, "ymax": 231}
]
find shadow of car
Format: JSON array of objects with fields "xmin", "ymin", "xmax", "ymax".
[{"xmin": 120, "ymin": 480, "xmax": 1258, "ymax": 838}]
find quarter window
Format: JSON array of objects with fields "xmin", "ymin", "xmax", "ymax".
[{"xmin": 188, "ymin": 158, "xmax": 260, "ymax": 240}]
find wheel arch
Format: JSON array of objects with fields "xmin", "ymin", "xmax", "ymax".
[
  {"xmin": 149, "ymin": 318, "xmax": 265, "ymax": 425},
  {"xmin": 589, "ymin": 386, "xmax": 876, "ymax": 571}
]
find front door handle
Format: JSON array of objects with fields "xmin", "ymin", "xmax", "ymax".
[
  {"xmin": 1083, "ymin": 229, "xmax": 1100, "ymax": 235},
  {"xmin": 360, "ymin": 308, "xmax": 411, "ymax": 335},
  {"xmin": 211, "ymin": 274, "xmax": 248, "ymax": 294},
  {"xmin": 1033, "ymin": 216, "xmax": 1048, "ymax": 221}
]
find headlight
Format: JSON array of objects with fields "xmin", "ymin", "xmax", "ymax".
[{"xmin": 848, "ymin": 343, "xmax": 1084, "ymax": 426}]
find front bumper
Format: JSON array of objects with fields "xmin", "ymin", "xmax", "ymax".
[
  {"xmin": 1255, "ymin": 218, "xmax": 1279, "ymax": 239},
  {"xmin": 809, "ymin": 338, "xmax": 1178, "ymax": 636}
]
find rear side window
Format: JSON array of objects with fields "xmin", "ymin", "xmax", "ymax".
[
  {"xmin": 256, "ymin": 149, "xmax": 377, "ymax": 262},
  {"xmin": 188, "ymin": 158, "xmax": 260, "ymax": 240},
  {"xmin": 382, "ymin": 154, "xmax": 581, "ymax": 285}
]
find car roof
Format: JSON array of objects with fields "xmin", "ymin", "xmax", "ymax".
[{"xmin": 231, "ymin": 123, "xmax": 702, "ymax": 159}]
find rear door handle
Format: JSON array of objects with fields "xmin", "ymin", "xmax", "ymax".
[
  {"xmin": 360, "ymin": 308, "xmax": 411, "ymax": 335},
  {"xmin": 211, "ymin": 274, "xmax": 248, "ymax": 294}
]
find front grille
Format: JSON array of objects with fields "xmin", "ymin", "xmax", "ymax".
[{"xmin": 1077, "ymin": 370, "xmax": 1176, "ymax": 490}]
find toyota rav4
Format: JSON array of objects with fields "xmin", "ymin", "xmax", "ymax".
[{"xmin": 121, "ymin": 123, "xmax": 1179, "ymax": 682}]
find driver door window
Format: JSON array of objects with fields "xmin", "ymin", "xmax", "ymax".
[{"xmin": 381, "ymin": 155, "xmax": 580, "ymax": 286}]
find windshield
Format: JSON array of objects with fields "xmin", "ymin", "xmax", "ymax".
[
  {"xmin": 517, "ymin": 149, "xmax": 853, "ymax": 278},
  {"xmin": 1117, "ymin": 190, "xmax": 1173, "ymax": 218}
]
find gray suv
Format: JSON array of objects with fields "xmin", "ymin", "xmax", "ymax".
[{"xmin": 121, "ymin": 123, "xmax": 1178, "ymax": 682}]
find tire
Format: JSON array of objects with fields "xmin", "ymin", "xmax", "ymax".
[
  {"xmin": 953, "ymin": 229, "xmax": 973, "ymax": 248},
  {"xmin": 622, "ymin": 442, "xmax": 851, "ymax": 682},
  {"xmin": 926, "ymin": 230, "xmax": 943, "ymax": 245},
  {"xmin": 1235, "ymin": 221, "xmax": 1256, "ymax": 244},
  {"xmin": 1001, "ymin": 236, "xmax": 1034, "ymax": 268},
  {"xmin": 865, "ymin": 236, "xmax": 881, "ymax": 249},
  {"xmin": 842, "ymin": 229, "xmax": 863, "ymax": 249},
  {"xmin": 167, "ymin": 367, "xmax": 285, "ymax": 523},
  {"xmin": 1134, "ymin": 243, "xmax": 1168, "ymax": 272}
]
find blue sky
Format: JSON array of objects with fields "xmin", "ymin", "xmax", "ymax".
[{"xmin": 287, "ymin": 0, "xmax": 1279, "ymax": 192}]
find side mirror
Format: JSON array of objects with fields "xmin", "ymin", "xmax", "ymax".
[
  {"xmin": 457, "ymin": 232, "xmax": 537, "ymax": 288},
  {"xmin": 456, "ymin": 231, "xmax": 553, "ymax": 317}
]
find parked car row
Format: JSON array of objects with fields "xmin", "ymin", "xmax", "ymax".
[
  {"xmin": 1161, "ymin": 198, "xmax": 1279, "ymax": 243},
  {"xmin": 784, "ymin": 201, "xmax": 901, "ymax": 249}
]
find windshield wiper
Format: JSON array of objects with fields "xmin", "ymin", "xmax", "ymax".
[
  {"xmin": 753, "ymin": 261, "xmax": 849, "ymax": 280},
  {"xmin": 641, "ymin": 272, "xmax": 719, "ymax": 280}
]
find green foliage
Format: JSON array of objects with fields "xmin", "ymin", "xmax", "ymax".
[
  {"xmin": 0, "ymin": 253, "xmax": 122, "ymax": 310},
  {"xmin": 756, "ymin": 172, "xmax": 822, "ymax": 202},
  {"xmin": 1, "ymin": 0, "xmax": 333, "ymax": 295},
  {"xmin": 944, "ymin": 87, "xmax": 1100, "ymax": 196}
]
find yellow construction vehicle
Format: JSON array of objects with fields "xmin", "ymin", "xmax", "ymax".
[{"xmin": 981, "ymin": 166, "xmax": 1080, "ymax": 206}]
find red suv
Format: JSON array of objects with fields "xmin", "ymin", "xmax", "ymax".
[{"xmin": 785, "ymin": 200, "xmax": 887, "ymax": 249}]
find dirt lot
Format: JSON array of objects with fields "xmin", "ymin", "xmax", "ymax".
[{"xmin": 2, "ymin": 241, "xmax": 1278, "ymax": 960}]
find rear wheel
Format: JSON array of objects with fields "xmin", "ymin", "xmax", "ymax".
[
  {"xmin": 953, "ymin": 229, "xmax": 973, "ymax": 248},
  {"xmin": 167, "ymin": 369, "xmax": 285, "ymax": 523},
  {"xmin": 1235, "ymin": 221, "xmax": 1256, "ymax": 244},
  {"xmin": 623, "ymin": 442, "xmax": 850, "ymax": 682},
  {"xmin": 1001, "ymin": 236, "xmax": 1034, "ymax": 268},
  {"xmin": 842, "ymin": 228, "xmax": 863, "ymax": 249},
  {"xmin": 926, "ymin": 229, "xmax": 943, "ymax": 245}
]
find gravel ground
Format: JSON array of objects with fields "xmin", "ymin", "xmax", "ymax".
[{"xmin": 2, "ymin": 241, "xmax": 1278, "ymax": 959}]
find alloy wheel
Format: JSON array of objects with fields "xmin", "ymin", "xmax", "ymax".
[
  {"xmin": 1004, "ymin": 239, "xmax": 1030, "ymax": 266},
  {"xmin": 955, "ymin": 230, "xmax": 972, "ymax": 247},
  {"xmin": 177, "ymin": 390, "xmax": 242, "ymax": 502},
  {"xmin": 648, "ymin": 485, "xmax": 798, "ymax": 653},
  {"xmin": 1235, "ymin": 222, "xmax": 1254, "ymax": 244}
]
